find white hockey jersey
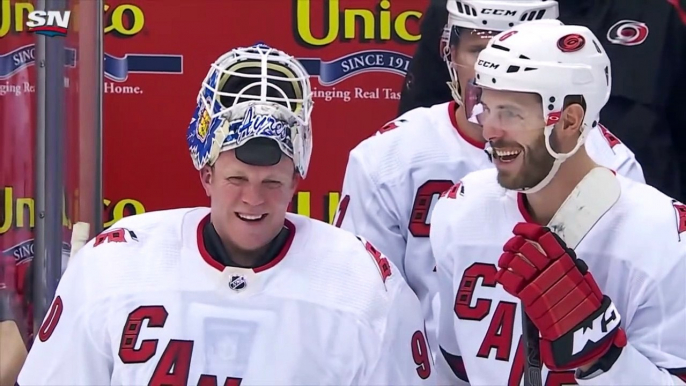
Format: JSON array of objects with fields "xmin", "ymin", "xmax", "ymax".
[
  {"xmin": 431, "ymin": 168, "xmax": 686, "ymax": 385},
  {"xmin": 19, "ymin": 208, "xmax": 436, "ymax": 386},
  {"xmin": 334, "ymin": 100, "xmax": 645, "ymax": 357}
]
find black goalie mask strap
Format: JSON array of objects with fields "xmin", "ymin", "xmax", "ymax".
[{"xmin": 234, "ymin": 137, "xmax": 283, "ymax": 166}]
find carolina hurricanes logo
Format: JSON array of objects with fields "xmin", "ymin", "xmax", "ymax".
[
  {"xmin": 607, "ymin": 20, "xmax": 649, "ymax": 46},
  {"xmin": 557, "ymin": 34, "xmax": 586, "ymax": 52}
]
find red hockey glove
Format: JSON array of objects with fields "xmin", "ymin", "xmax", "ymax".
[{"xmin": 495, "ymin": 223, "xmax": 627, "ymax": 371}]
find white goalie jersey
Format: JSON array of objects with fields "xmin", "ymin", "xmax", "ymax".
[{"xmin": 19, "ymin": 208, "xmax": 436, "ymax": 386}]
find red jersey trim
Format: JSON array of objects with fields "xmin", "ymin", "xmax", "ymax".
[{"xmin": 196, "ymin": 214, "xmax": 296, "ymax": 273}]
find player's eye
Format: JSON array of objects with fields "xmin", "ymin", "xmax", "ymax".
[
  {"xmin": 227, "ymin": 176, "xmax": 248, "ymax": 185},
  {"xmin": 263, "ymin": 180, "xmax": 283, "ymax": 189},
  {"xmin": 499, "ymin": 109, "xmax": 524, "ymax": 120}
]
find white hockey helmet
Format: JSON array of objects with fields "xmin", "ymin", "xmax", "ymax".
[
  {"xmin": 187, "ymin": 44, "xmax": 314, "ymax": 178},
  {"xmin": 442, "ymin": 0, "xmax": 559, "ymax": 104},
  {"xmin": 465, "ymin": 20, "xmax": 612, "ymax": 193}
]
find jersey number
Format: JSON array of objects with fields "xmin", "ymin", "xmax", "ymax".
[
  {"xmin": 333, "ymin": 194, "xmax": 350, "ymax": 228},
  {"xmin": 409, "ymin": 180, "xmax": 454, "ymax": 237},
  {"xmin": 411, "ymin": 330, "xmax": 432, "ymax": 379},
  {"xmin": 455, "ymin": 263, "xmax": 576, "ymax": 385},
  {"xmin": 38, "ymin": 295, "xmax": 64, "ymax": 342}
]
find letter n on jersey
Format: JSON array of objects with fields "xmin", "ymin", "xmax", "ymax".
[{"xmin": 454, "ymin": 263, "xmax": 576, "ymax": 385}]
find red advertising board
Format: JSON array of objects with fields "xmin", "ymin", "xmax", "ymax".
[
  {"xmin": 101, "ymin": 0, "xmax": 427, "ymax": 225},
  {"xmin": 1, "ymin": 0, "xmax": 427, "ymax": 277}
]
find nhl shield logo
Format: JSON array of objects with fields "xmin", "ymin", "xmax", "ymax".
[{"xmin": 228, "ymin": 275, "xmax": 247, "ymax": 291}]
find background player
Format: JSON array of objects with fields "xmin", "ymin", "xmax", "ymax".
[
  {"xmin": 431, "ymin": 21, "xmax": 686, "ymax": 385},
  {"xmin": 334, "ymin": 0, "xmax": 644, "ymax": 354},
  {"xmin": 399, "ymin": 0, "xmax": 686, "ymax": 203},
  {"xmin": 18, "ymin": 44, "xmax": 434, "ymax": 385}
]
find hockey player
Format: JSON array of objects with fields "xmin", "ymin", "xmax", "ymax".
[
  {"xmin": 334, "ymin": 0, "xmax": 645, "ymax": 355},
  {"xmin": 18, "ymin": 44, "xmax": 435, "ymax": 385},
  {"xmin": 431, "ymin": 21, "xmax": 686, "ymax": 385}
]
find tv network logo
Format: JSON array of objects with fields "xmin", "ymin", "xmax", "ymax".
[{"xmin": 26, "ymin": 10, "xmax": 71, "ymax": 37}]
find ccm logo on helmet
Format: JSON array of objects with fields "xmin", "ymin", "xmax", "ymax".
[
  {"xmin": 606, "ymin": 20, "xmax": 649, "ymax": 46},
  {"xmin": 477, "ymin": 59, "xmax": 499, "ymax": 69},
  {"xmin": 481, "ymin": 8, "xmax": 516, "ymax": 16}
]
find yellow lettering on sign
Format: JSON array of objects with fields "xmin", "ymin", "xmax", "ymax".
[
  {"xmin": 103, "ymin": 198, "xmax": 146, "ymax": 228},
  {"xmin": 294, "ymin": 0, "xmax": 421, "ymax": 47},
  {"xmin": 0, "ymin": 186, "xmax": 147, "ymax": 234},
  {"xmin": 287, "ymin": 191, "xmax": 342, "ymax": 224}
]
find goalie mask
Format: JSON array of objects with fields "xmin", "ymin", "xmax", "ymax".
[
  {"xmin": 442, "ymin": 0, "xmax": 559, "ymax": 105},
  {"xmin": 187, "ymin": 44, "xmax": 313, "ymax": 178},
  {"xmin": 464, "ymin": 20, "xmax": 612, "ymax": 193}
]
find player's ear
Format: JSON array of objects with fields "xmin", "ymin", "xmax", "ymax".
[
  {"xmin": 559, "ymin": 96, "xmax": 585, "ymax": 136},
  {"xmin": 199, "ymin": 166, "xmax": 213, "ymax": 197},
  {"xmin": 290, "ymin": 171, "xmax": 301, "ymax": 192}
]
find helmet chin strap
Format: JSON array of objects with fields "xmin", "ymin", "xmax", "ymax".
[{"xmin": 517, "ymin": 123, "xmax": 588, "ymax": 195}]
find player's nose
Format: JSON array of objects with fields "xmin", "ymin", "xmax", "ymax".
[
  {"xmin": 240, "ymin": 183, "xmax": 266, "ymax": 206},
  {"xmin": 482, "ymin": 119, "xmax": 506, "ymax": 142}
]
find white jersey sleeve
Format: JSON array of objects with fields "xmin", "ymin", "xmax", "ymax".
[
  {"xmin": 577, "ymin": 192, "xmax": 686, "ymax": 385},
  {"xmin": 18, "ymin": 236, "xmax": 113, "ymax": 384},
  {"xmin": 430, "ymin": 184, "xmax": 470, "ymax": 386},
  {"xmin": 335, "ymin": 140, "xmax": 407, "ymax": 279},
  {"xmin": 361, "ymin": 275, "xmax": 436, "ymax": 385}
]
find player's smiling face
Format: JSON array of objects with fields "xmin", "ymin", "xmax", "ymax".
[
  {"xmin": 479, "ymin": 88, "xmax": 555, "ymax": 190},
  {"xmin": 200, "ymin": 150, "xmax": 298, "ymax": 252}
]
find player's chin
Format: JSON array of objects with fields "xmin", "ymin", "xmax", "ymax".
[{"xmin": 496, "ymin": 166, "xmax": 529, "ymax": 190}]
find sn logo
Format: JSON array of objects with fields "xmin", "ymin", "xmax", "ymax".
[
  {"xmin": 26, "ymin": 10, "xmax": 71, "ymax": 37},
  {"xmin": 572, "ymin": 301, "xmax": 621, "ymax": 355}
]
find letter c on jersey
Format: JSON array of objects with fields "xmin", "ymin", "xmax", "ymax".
[
  {"xmin": 118, "ymin": 305, "xmax": 244, "ymax": 385},
  {"xmin": 119, "ymin": 305, "xmax": 169, "ymax": 363},
  {"xmin": 409, "ymin": 180, "xmax": 453, "ymax": 237},
  {"xmin": 454, "ymin": 263, "xmax": 499, "ymax": 321}
]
